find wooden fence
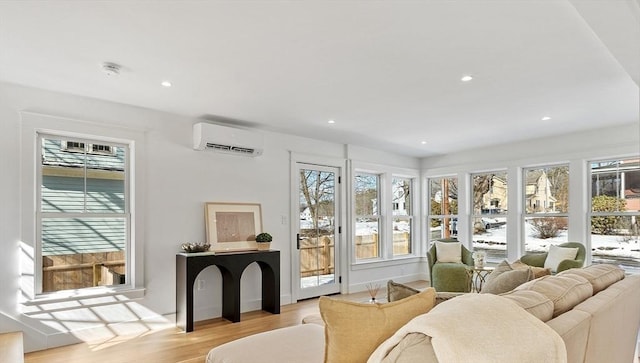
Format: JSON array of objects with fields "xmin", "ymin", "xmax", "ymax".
[
  {"xmin": 42, "ymin": 251, "xmax": 125, "ymax": 292},
  {"xmin": 300, "ymin": 233, "xmax": 411, "ymax": 276}
]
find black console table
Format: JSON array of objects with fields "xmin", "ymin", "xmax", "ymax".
[{"xmin": 176, "ymin": 250, "xmax": 280, "ymax": 332}]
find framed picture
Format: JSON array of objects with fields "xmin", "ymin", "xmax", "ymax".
[{"xmin": 205, "ymin": 202, "xmax": 262, "ymax": 252}]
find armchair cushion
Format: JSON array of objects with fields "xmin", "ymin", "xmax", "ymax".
[
  {"xmin": 432, "ymin": 263, "xmax": 472, "ymax": 292},
  {"xmin": 435, "ymin": 241, "xmax": 462, "ymax": 263},
  {"xmin": 544, "ymin": 245, "xmax": 579, "ymax": 273}
]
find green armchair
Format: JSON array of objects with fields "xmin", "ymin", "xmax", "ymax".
[
  {"xmin": 427, "ymin": 238, "xmax": 474, "ymax": 292},
  {"xmin": 520, "ymin": 242, "xmax": 586, "ymax": 273}
]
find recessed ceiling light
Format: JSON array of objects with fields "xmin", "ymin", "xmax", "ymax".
[
  {"xmin": 421, "ymin": 141, "xmax": 427, "ymax": 145},
  {"xmin": 328, "ymin": 120, "xmax": 335, "ymax": 124},
  {"xmin": 461, "ymin": 75, "xmax": 473, "ymax": 82},
  {"xmin": 161, "ymin": 81, "xmax": 172, "ymax": 87},
  {"xmin": 541, "ymin": 116, "xmax": 551, "ymax": 121}
]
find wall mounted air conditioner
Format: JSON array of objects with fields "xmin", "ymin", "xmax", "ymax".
[{"xmin": 193, "ymin": 122, "xmax": 264, "ymax": 157}]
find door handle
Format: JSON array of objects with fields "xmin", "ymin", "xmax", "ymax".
[{"xmin": 296, "ymin": 233, "xmax": 300, "ymax": 250}]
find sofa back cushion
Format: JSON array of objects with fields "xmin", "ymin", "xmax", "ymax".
[
  {"xmin": 557, "ymin": 264, "xmax": 625, "ymax": 294},
  {"xmin": 499, "ymin": 290, "xmax": 554, "ymax": 322},
  {"xmin": 515, "ymin": 274, "xmax": 593, "ymax": 317},
  {"xmin": 319, "ymin": 287, "xmax": 436, "ymax": 363}
]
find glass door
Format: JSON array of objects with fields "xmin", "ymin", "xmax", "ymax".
[{"xmin": 295, "ymin": 163, "xmax": 341, "ymax": 300}]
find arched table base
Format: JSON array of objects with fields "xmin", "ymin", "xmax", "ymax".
[{"xmin": 176, "ymin": 250, "xmax": 280, "ymax": 332}]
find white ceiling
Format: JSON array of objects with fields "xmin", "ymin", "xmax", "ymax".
[{"xmin": 1, "ymin": 0, "xmax": 638, "ymax": 157}]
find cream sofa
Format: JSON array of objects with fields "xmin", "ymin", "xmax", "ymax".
[{"xmin": 206, "ymin": 264, "xmax": 640, "ymax": 363}]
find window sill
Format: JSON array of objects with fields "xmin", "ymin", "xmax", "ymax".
[{"xmin": 352, "ymin": 255, "xmax": 421, "ymax": 270}]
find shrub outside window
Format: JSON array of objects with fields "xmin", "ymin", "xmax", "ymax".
[
  {"xmin": 589, "ymin": 157, "xmax": 640, "ymax": 272},
  {"xmin": 523, "ymin": 165, "xmax": 569, "ymax": 253},
  {"xmin": 472, "ymin": 171, "xmax": 508, "ymax": 262}
]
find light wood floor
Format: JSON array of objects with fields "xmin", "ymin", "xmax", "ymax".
[{"xmin": 24, "ymin": 281, "xmax": 429, "ymax": 363}]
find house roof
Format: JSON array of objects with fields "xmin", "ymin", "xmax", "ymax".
[
  {"xmin": 0, "ymin": 1, "xmax": 637, "ymax": 158},
  {"xmin": 43, "ymin": 139, "xmax": 125, "ymax": 171}
]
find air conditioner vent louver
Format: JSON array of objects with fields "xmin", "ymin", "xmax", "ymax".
[
  {"xmin": 205, "ymin": 143, "xmax": 256, "ymax": 154},
  {"xmin": 194, "ymin": 122, "xmax": 264, "ymax": 157}
]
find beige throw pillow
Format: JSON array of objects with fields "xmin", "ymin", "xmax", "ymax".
[
  {"xmin": 319, "ymin": 287, "xmax": 436, "ymax": 363},
  {"xmin": 482, "ymin": 260, "xmax": 511, "ymax": 288},
  {"xmin": 511, "ymin": 259, "xmax": 551, "ymax": 278},
  {"xmin": 387, "ymin": 280, "xmax": 420, "ymax": 302},
  {"xmin": 481, "ymin": 268, "xmax": 535, "ymax": 295},
  {"xmin": 544, "ymin": 245, "xmax": 579, "ymax": 273},
  {"xmin": 435, "ymin": 241, "xmax": 462, "ymax": 263}
]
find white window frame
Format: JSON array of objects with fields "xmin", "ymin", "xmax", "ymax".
[
  {"xmin": 471, "ymin": 170, "xmax": 509, "ymax": 263},
  {"xmin": 353, "ymin": 171, "xmax": 383, "ymax": 261},
  {"xmin": 352, "ymin": 161, "xmax": 419, "ymax": 264},
  {"xmin": 587, "ymin": 156, "xmax": 640, "ymax": 273},
  {"xmin": 20, "ymin": 112, "xmax": 145, "ymax": 301},
  {"xmin": 391, "ymin": 176, "xmax": 414, "ymax": 256},
  {"xmin": 522, "ymin": 164, "xmax": 570, "ymax": 252},
  {"xmin": 38, "ymin": 133, "xmax": 131, "ymax": 294},
  {"xmin": 426, "ymin": 175, "xmax": 459, "ymax": 249}
]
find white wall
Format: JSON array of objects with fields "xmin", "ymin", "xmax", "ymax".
[{"xmin": 0, "ymin": 82, "xmax": 423, "ymax": 352}]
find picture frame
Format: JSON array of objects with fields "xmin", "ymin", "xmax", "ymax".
[{"xmin": 205, "ymin": 202, "xmax": 262, "ymax": 252}]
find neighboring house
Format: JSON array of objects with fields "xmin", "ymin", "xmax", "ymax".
[
  {"xmin": 392, "ymin": 186, "xmax": 408, "ymax": 216},
  {"xmin": 41, "ymin": 138, "xmax": 126, "ymax": 291},
  {"xmin": 300, "ymin": 205, "xmax": 312, "ymax": 220},
  {"xmin": 592, "ymin": 159, "xmax": 640, "ymax": 212},
  {"xmin": 481, "ymin": 175, "xmax": 507, "ymax": 213},
  {"xmin": 525, "ymin": 170, "xmax": 558, "ymax": 213}
]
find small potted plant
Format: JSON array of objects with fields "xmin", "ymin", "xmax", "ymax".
[{"xmin": 255, "ymin": 232, "xmax": 272, "ymax": 251}]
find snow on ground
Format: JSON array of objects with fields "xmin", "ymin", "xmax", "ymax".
[
  {"xmin": 304, "ymin": 219, "xmax": 639, "ymax": 267},
  {"xmin": 472, "ymin": 223, "xmax": 640, "ymax": 260}
]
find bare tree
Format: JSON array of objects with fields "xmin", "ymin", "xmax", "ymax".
[
  {"xmin": 300, "ymin": 170, "xmax": 335, "ymax": 233},
  {"xmin": 546, "ymin": 166, "xmax": 569, "ymax": 212},
  {"xmin": 473, "ymin": 174, "xmax": 493, "ymax": 214}
]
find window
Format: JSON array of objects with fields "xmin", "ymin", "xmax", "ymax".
[
  {"xmin": 38, "ymin": 135, "xmax": 129, "ymax": 293},
  {"xmin": 589, "ymin": 157, "xmax": 640, "ymax": 272},
  {"xmin": 354, "ymin": 173, "xmax": 380, "ymax": 259},
  {"xmin": 392, "ymin": 177, "xmax": 412, "ymax": 256},
  {"xmin": 472, "ymin": 171, "xmax": 508, "ymax": 262},
  {"xmin": 523, "ymin": 165, "xmax": 569, "ymax": 252},
  {"xmin": 427, "ymin": 176, "xmax": 458, "ymax": 246}
]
